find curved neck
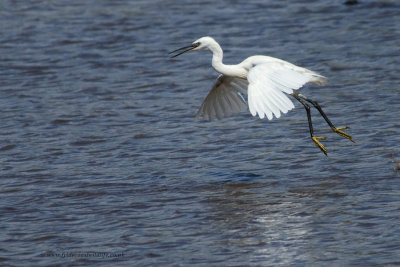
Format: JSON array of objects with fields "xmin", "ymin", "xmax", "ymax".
[
  {"xmin": 209, "ymin": 41, "xmax": 246, "ymax": 78},
  {"xmin": 210, "ymin": 42, "xmax": 223, "ymax": 68}
]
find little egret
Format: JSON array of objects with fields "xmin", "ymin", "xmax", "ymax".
[{"xmin": 170, "ymin": 36, "xmax": 354, "ymax": 155}]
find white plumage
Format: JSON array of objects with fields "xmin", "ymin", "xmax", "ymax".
[
  {"xmin": 246, "ymin": 57, "xmax": 326, "ymax": 120},
  {"xmin": 171, "ymin": 37, "xmax": 327, "ymax": 121},
  {"xmin": 170, "ymin": 36, "xmax": 353, "ymax": 155}
]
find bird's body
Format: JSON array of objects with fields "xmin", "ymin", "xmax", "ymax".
[{"xmin": 170, "ymin": 36, "xmax": 353, "ymax": 155}]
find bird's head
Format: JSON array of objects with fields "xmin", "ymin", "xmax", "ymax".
[{"xmin": 169, "ymin": 36, "xmax": 217, "ymax": 58}]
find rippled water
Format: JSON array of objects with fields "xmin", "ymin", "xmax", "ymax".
[{"xmin": 1, "ymin": 0, "xmax": 399, "ymax": 266}]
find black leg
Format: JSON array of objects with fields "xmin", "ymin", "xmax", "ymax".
[
  {"xmin": 292, "ymin": 91, "xmax": 328, "ymax": 155},
  {"xmin": 297, "ymin": 93, "xmax": 354, "ymax": 142},
  {"xmin": 292, "ymin": 93, "xmax": 313, "ymax": 138}
]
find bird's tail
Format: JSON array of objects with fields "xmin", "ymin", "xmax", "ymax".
[{"xmin": 309, "ymin": 72, "xmax": 328, "ymax": 86}]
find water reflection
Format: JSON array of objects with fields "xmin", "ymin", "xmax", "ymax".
[{"xmin": 200, "ymin": 179, "xmax": 354, "ymax": 264}]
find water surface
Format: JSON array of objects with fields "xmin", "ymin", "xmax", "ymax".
[{"xmin": 1, "ymin": 0, "xmax": 399, "ymax": 266}]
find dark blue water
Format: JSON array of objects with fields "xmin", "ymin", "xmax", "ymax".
[{"xmin": 1, "ymin": 0, "xmax": 399, "ymax": 266}]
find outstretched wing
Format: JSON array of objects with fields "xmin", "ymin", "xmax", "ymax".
[
  {"xmin": 247, "ymin": 62, "xmax": 326, "ymax": 120},
  {"xmin": 195, "ymin": 75, "xmax": 249, "ymax": 120}
]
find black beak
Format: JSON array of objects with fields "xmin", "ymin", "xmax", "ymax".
[{"xmin": 169, "ymin": 44, "xmax": 197, "ymax": 58}]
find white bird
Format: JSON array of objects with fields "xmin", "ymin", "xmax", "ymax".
[{"xmin": 170, "ymin": 36, "xmax": 354, "ymax": 155}]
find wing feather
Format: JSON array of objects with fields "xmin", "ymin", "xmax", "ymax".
[
  {"xmin": 259, "ymin": 81, "xmax": 281, "ymax": 118},
  {"xmin": 247, "ymin": 62, "xmax": 321, "ymax": 120},
  {"xmin": 194, "ymin": 59, "xmax": 325, "ymax": 121},
  {"xmin": 195, "ymin": 75, "xmax": 249, "ymax": 120}
]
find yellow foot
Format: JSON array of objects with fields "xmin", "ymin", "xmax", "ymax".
[
  {"xmin": 312, "ymin": 136, "xmax": 328, "ymax": 156},
  {"xmin": 332, "ymin": 126, "xmax": 354, "ymax": 142}
]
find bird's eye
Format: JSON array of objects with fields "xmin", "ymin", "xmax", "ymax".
[{"xmin": 193, "ymin": 42, "xmax": 200, "ymax": 47}]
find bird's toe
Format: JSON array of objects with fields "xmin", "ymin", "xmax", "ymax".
[
  {"xmin": 332, "ymin": 126, "xmax": 354, "ymax": 142},
  {"xmin": 312, "ymin": 136, "xmax": 328, "ymax": 156}
]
